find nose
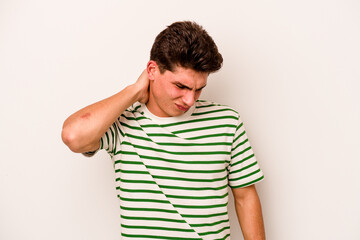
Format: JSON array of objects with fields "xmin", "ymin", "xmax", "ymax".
[{"xmin": 182, "ymin": 90, "xmax": 196, "ymax": 107}]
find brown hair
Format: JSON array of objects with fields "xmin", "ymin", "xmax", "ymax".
[{"xmin": 150, "ymin": 21, "xmax": 223, "ymax": 73}]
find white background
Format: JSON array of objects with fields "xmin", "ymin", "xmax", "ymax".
[{"xmin": 1, "ymin": 0, "xmax": 359, "ymax": 239}]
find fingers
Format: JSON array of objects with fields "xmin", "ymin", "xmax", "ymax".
[{"xmin": 135, "ymin": 69, "xmax": 150, "ymax": 103}]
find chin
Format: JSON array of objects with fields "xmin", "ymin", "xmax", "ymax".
[
  {"xmin": 159, "ymin": 103, "xmax": 186, "ymax": 117},
  {"xmin": 173, "ymin": 112, "xmax": 184, "ymax": 117},
  {"xmin": 166, "ymin": 110, "xmax": 183, "ymax": 117}
]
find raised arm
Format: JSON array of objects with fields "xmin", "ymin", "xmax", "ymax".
[{"xmin": 61, "ymin": 69, "xmax": 149, "ymax": 153}]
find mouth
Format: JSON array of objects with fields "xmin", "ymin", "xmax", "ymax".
[{"xmin": 175, "ymin": 104, "xmax": 189, "ymax": 112}]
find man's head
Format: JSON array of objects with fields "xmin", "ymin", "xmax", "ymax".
[
  {"xmin": 150, "ymin": 21, "xmax": 223, "ymax": 73},
  {"xmin": 146, "ymin": 21, "xmax": 223, "ymax": 117}
]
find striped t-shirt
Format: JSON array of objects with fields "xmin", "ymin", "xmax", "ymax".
[{"xmin": 96, "ymin": 100, "xmax": 264, "ymax": 239}]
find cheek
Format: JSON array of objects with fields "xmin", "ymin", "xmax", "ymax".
[
  {"xmin": 153, "ymin": 80, "xmax": 168, "ymax": 98},
  {"xmin": 195, "ymin": 90, "xmax": 202, "ymax": 100},
  {"xmin": 169, "ymin": 87, "xmax": 183, "ymax": 98}
]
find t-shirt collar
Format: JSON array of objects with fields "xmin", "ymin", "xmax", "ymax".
[{"xmin": 140, "ymin": 103, "xmax": 195, "ymax": 124}]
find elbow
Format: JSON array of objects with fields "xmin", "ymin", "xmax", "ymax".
[
  {"xmin": 61, "ymin": 123, "xmax": 99, "ymax": 153},
  {"xmin": 61, "ymin": 125, "xmax": 82, "ymax": 153}
]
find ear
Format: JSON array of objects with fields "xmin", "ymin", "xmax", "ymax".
[{"xmin": 147, "ymin": 60, "xmax": 159, "ymax": 81}]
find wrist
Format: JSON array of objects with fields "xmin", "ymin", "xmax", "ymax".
[{"xmin": 127, "ymin": 83, "xmax": 140, "ymax": 102}]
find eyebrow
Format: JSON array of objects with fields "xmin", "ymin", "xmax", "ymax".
[{"xmin": 175, "ymin": 81, "xmax": 207, "ymax": 91}]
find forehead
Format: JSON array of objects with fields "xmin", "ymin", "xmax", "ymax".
[{"xmin": 166, "ymin": 67, "xmax": 208, "ymax": 86}]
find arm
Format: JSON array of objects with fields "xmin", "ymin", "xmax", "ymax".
[
  {"xmin": 231, "ymin": 184, "xmax": 266, "ymax": 240},
  {"xmin": 61, "ymin": 69, "xmax": 149, "ymax": 153}
]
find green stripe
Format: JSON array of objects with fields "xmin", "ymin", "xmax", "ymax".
[
  {"xmin": 111, "ymin": 124, "xmax": 119, "ymax": 153},
  {"xmin": 138, "ymin": 124, "xmax": 159, "ymax": 128},
  {"xmin": 115, "ymin": 123, "xmax": 125, "ymax": 137},
  {"xmin": 195, "ymin": 103, "xmax": 220, "ymax": 108},
  {"xmin": 114, "ymin": 160, "xmax": 143, "ymax": 165},
  {"xmin": 231, "ymin": 146, "xmax": 252, "ymax": 159},
  {"xmin": 109, "ymin": 127, "xmax": 115, "ymax": 144},
  {"xmin": 113, "ymin": 150, "xmax": 138, "ymax": 156},
  {"xmin": 105, "ymin": 132, "xmax": 110, "ymax": 150},
  {"xmin": 122, "ymin": 141, "xmax": 230, "ymax": 155},
  {"xmin": 133, "ymin": 104, "xmax": 142, "ymax": 111},
  {"xmin": 117, "ymin": 187, "xmax": 162, "ymax": 194},
  {"xmin": 120, "ymin": 183, "xmax": 222, "ymax": 202},
  {"xmin": 124, "ymin": 133, "xmax": 150, "ymax": 142},
  {"xmin": 147, "ymin": 133, "xmax": 235, "ymax": 140},
  {"xmin": 146, "ymin": 165, "xmax": 226, "ymax": 174},
  {"xmin": 182, "ymin": 211, "xmax": 228, "ymax": 218},
  {"xmin": 192, "ymin": 108, "xmax": 237, "ymax": 116},
  {"xmin": 121, "ymin": 233, "xmax": 201, "ymax": 240},
  {"xmin": 121, "ymin": 224, "xmax": 195, "ymax": 233},
  {"xmin": 190, "ymin": 219, "xmax": 229, "ymax": 228},
  {"xmin": 121, "ymin": 215, "xmax": 186, "ymax": 223},
  {"xmin": 158, "ymin": 183, "xmax": 228, "ymax": 191},
  {"xmin": 151, "ymin": 174, "xmax": 227, "ymax": 183},
  {"xmin": 232, "ymin": 130, "xmax": 246, "ymax": 147},
  {"xmin": 117, "ymin": 178, "xmax": 155, "ymax": 184},
  {"xmin": 173, "ymin": 203, "xmax": 227, "ymax": 209},
  {"xmin": 229, "ymin": 161, "xmax": 258, "ymax": 175},
  {"xmin": 158, "ymin": 115, "xmax": 238, "ymax": 128},
  {"xmin": 125, "ymin": 104, "xmax": 142, "ymax": 112},
  {"xmin": 231, "ymin": 138, "xmax": 249, "ymax": 152},
  {"xmin": 158, "ymin": 141, "xmax": 232, "ymax": 146},
  {"xmin": 186, "ymin": 133, "xmax": 234, "ymax": 140},
  {"xmin": 100, "ymin": 137, "xmax": 103, "ymax": 149},
  {"xmin": 148, "ymin": 133, "xmax": 176, "ymax": 137},
  {"xmin": 118, "ymin": 178, "xmax": 228, "ymax": 191},
  {"xmin": 120, "ymin": 122, "xmax": 142, "ymax": 130},
  {"xmin": 236, "ymin": 122, "xmax": 244, "ymax": 131},
  {"xmin": 229, "ymin": 169, "xmax": 261, "ymax": 182},
  {"xmin": 199, "ymin": 226, "xmax": 230, "ymax": 236},
  {"xmin": 115, "ymin": 169, "xmax": 148, "ymax": 174},
  {"xmin": 166, "ymin": 192, "xmax": 228, "ymax": 200},
  {"xmin": 173, "ymin": 124, "xmax": 236, "ymax": 134},
  {"xmin": 119, "ymin": 196, "xmax": 170, "ymax": 204},
  {"xmin": 120, "ymin": 206, "xmax": 177, "ymax": 214},
  {"xmin": 126, "ymin": 133, "xmax": 231, "ymax": 146},
  {"xmin": 231, "ymin": 153, "xmax": 255, "ymax": 165},
  {"xmin": 231, "ymin": 175, "xmax": 264, "ymax": 188},
  {"xmin": 215, "ymin": 233, "xmax": 231, "ymax": 240},
  {"xmin": 121, "ymin": 114, "xmax": 147, "ymax": 121},
  {"xmin": 138, "ymin": 154, "xmax": 226, "ymax": 165}
]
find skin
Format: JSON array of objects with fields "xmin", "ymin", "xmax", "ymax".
[
  {"xmin": 61, "ymin": 62, "xmax": 265, "ymax": 239},
  {"xmin": 232, "ymin": 185, "xmax": 266, "ymax": 240},
  {"xmin": 61, "ymin": 69, "xmax": 149, "ymax": 153},
  {"xmin": 146, "ymin": 60, "xmax": 208, "ymax": 117}
]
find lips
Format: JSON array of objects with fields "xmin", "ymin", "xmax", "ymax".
[{"xmin": 175, "ymin": 104, "xmax": 189, "ymax": 112}]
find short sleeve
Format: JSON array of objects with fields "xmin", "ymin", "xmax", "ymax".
[
  {"xmin": 82, "ymin": 122, "xmax": 119, "ymax": 157},
  {"xmin": 228, "ymin": 116, "xmax": 264, "ymax": 188}
]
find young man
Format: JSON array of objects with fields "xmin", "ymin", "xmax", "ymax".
[{"xmin": 62, "ymin": 21, "xmax": 265, "ymax": 239}]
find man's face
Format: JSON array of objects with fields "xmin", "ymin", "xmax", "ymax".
[{"xmin": 147, "ymin": 65, "xmax": 208, "ymax": 117}]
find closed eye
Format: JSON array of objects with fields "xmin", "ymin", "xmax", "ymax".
[
  {"xmin": 176, "ymin": 84, "xmax": 186, "ymax": 89},
  {"xmin": 175, "ymin": 84, "xmax": 190, "ymax": 90},
  {"xmin": 174, "ymin": 82, "xmax": 206, "ymax": 91},
  {"xmin": 196, "ymin": 87, "xmax": 204, "ymax": 92}
]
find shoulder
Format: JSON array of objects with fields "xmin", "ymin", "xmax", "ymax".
[
  {"xmin": 125, "ymin": 102, "xmax": 143, "ymax": 115},
  {"xmin": 117, "ymin": 102, "xmax": 145, "ymax": 122},
  {"xmin": 194, "ymin": 100, "xmax": 240, "ymax": 119}
]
